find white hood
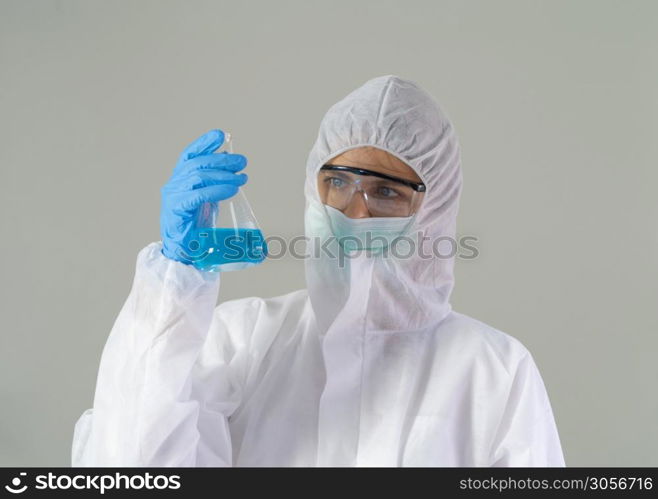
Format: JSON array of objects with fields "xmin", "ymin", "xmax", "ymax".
[{"xmin": 304, "ymin": 75, "xmax": 463, "ymax": 335}]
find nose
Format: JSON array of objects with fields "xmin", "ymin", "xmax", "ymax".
[{"xmin": 342, "ymin": 190, "xmax": 370, "ymax": 218}]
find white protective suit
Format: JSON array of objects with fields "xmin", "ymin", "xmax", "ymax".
[{"xmin": 72, "ymin": 75, "xmax": 566, "ymax": 467}]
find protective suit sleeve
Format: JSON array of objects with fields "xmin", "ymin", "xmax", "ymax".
[
  {"xmin": 489, "ymin": 352, "xmax": 566, "ymax": 467},
  {"xmin": 71, "ymin": 241, "xmax": 240, "ymax": 466}
]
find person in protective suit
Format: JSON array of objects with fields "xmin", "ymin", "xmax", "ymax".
[{"xmin": 72, "ymin": 75, "xmax": 565, "ymax": 467}]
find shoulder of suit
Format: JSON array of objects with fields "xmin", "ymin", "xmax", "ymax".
[
  {"xmin": 214, "ymin": 288, "xmax": 309, "ymax": 320},
  {"xmin": 441, "ymin": 310, "xmax": 533, "ymax": 375}
]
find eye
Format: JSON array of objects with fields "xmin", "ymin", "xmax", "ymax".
[
  {"xmin": 325, "ymin": 176, "xmax": 347, "ymax": 189},
  {"xmin": 376, "ymin": 186, "xmax": 400, "ymax": 198}
]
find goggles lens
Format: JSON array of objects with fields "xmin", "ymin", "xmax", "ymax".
[{"xmin": 318, "ymin": 165, "xmax": 424, "ymax": 217}]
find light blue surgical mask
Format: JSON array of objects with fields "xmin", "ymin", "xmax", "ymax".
[{"xmin": 324, "ymin": 204, "xmax": 414, "ymax": 253}]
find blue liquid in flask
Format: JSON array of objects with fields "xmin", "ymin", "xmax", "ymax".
[
  {"xmin": 187, "ymin": 227, "xmax": 267, "ymax": 272},
  {"xmin": 189, "ymin": 131, "xmax": 266, "ymax": 272}
]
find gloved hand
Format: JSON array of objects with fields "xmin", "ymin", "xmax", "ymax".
[{"xmin": 160, "ymin": 129, "xmax": 248, "ymax": 265}]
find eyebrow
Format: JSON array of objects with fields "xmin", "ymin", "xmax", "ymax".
[{"xmin": 321, "ymin": 164, "xmax": 426, "ymax": 192}]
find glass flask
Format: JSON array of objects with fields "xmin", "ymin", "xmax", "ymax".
[{"xmin": 188, "ymin": 132, "xmax": 267, "ymax": 272}]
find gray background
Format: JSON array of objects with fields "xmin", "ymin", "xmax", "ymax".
[{"xmin": 1, "ymin": 0, "xmax": 656, "ymax": 466}]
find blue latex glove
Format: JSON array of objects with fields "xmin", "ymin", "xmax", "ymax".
[{"xmin": 160, "ymin": 129, "xmax": 247, "ymax": 264}]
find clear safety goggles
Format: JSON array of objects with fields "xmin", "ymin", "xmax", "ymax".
[{"xmin": 318, "ymin": 164, "xmax": 426, "ymax": 217}]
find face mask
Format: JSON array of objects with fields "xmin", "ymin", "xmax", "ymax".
[{"xmin": 324, "ymin": 204, "xmax": 414, "ymax": 253}]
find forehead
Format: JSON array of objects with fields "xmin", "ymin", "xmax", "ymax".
[{"xmin": 325, "ymin": 146, "xmax": 421, "ymax": 183}]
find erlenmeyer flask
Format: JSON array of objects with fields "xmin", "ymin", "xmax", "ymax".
[{"xmin": 188, "ymin": 132, "xmax": 267, "ymax": 272}]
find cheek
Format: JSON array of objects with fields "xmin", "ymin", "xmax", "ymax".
[{"xmin": 410, "ymin": 193, "xmax": 425, "ymax": 214}]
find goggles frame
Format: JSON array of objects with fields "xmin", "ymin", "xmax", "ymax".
[
  {"xmin": 320, "ymin": 164, "xmax": 426, "ymax": 192},
  {"xmin": 318, "ymin": 164, "xmax": 425, "ymax": 217}
]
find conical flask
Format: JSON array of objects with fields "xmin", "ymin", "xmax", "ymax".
[{"xmin": 189, "ymin": 132, "xmax": 267, "ymax": 272}]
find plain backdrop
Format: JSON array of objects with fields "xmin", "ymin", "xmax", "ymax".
[{"xmin": 1, "ymin": 0, "xmax": 657, "ymax": 466}]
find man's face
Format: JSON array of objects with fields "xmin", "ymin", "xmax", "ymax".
[{"xmin": 318, "ymin": 146, "xmax": 425, "ymax": 218}]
